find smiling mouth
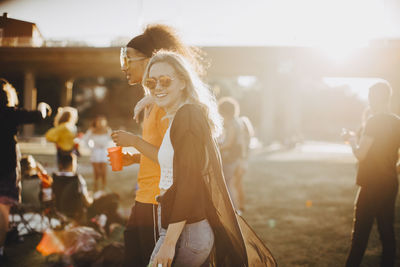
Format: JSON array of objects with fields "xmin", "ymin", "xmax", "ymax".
[{"xmin": 155, "ymin": 93, "xmax": 167, "ymax": 98}]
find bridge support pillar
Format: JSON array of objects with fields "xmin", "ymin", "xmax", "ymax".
[
  {"xmin": 259, "ymin": 69, "xmax": 301, "ymax": 146},
  {"xmin": 260, "ymin": 75, "xmax": 277, "ymax": 144},
  {"xmin": 23, "ymin": 71, "xmax": 37, "ymax": 137},
  {"xmin": 60, "ymin": 79, "xmax": 74, "ymax": 107}
]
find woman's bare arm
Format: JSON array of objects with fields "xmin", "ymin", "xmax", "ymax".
[
  {"xmin": 111, "ymin": 130, "xmax": 159, "ymax": 163},
  {"xmin": 152, "ymin": 221, "xmax": 186, "ymax": 267}
]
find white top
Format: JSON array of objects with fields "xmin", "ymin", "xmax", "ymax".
[
  {"xmin": 82, "ymin": 129, "xmax": 113, "ymax": 163},
  {"xmin": 158, "ymin": 124, "xmax": 174, "ymax": 190},
  {"xmin": 83, "ymin": 129, "xmax": 112, "ymax": 149}
]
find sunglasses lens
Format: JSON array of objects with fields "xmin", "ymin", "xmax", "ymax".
[
  {"xmin": 120, "ymin": 48, "xmax": 126, "ymax": 68},
  {"xmin": 145, "ymin": 76, "xmax": 173, "ymax": 90},
  {"xmin": 145, "ymin": 78, "xmax": 157, "ymax": 90},
  {"xmin": 120, "ymin": 56, "xmax": 128, "ymax": 69},
  {"xmin": 159, "ymin": 76, "xmax": 172, "ymax": 87}
]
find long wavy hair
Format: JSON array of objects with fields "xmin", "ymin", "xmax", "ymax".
[{"xmin": 142, "ymin": 51, "xmax": 222, "ymax": 137}]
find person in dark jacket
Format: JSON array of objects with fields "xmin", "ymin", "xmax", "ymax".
[
  {"xmin": 0, "ymin": 79, "xmax": 51, "ymax": 261},
  {"xmin": 343, "ymin": 81, "xmax": 400, "ymax": 267}
]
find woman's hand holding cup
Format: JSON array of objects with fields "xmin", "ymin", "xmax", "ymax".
[
  {"xmin": 111, "ymin": 130, "xmax": 137, "ymax": 147},
  {"xmin": 107, "ymin": 146, "xmax": 123, "ymax": 171}
]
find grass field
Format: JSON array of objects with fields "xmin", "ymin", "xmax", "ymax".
[{"xmin": 6, "ymin": 142, "xmax": 400, "ymax": 266}]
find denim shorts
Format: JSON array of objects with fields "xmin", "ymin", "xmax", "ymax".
[{"xmin": 150, "ymin": 206, "xmax": 214, "ymax": 266}]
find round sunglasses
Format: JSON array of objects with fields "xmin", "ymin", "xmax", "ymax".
[{"xmin": 144, "ymin": 76, "xmax": 174, "ymax": 90}]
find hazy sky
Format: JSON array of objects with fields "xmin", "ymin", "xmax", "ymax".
[{"xmin": 1, "ymin": 0, "xmax": 399, "ymax": 46}]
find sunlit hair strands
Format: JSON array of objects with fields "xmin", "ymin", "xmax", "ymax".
[
  {"xmin": 142, "ymin": 50, "xmax": 222, "ymax": 138},
  {"xmin": 0, "ymin": 79, "xmax": 19, "ymax": 107}
]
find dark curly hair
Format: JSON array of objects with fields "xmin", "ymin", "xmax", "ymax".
[{"xmin": 126, "ymin": 24, "xmax": 207, "ymax": 77}]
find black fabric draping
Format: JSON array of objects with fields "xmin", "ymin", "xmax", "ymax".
[
  {"xmin": 0, "ymin": 107, "xmax": 43, "ymax": 175},
  {"xmin": 159, "ymin": 104, "xmax": 276, "ymax": 267}
]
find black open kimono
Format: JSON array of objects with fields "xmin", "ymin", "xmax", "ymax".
[{"xmin": 158, "ymin": 104, "xmax": 276, "ymax": 267}]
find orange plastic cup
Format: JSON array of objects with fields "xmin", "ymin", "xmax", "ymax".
[{"xmin": 107, "ymin": 146, "xmax": 123, "ymax": 171}]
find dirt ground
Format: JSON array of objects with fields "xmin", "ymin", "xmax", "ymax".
[{"xmin": 6, "ymin": 141, "xmax": 400, "ymax": 266}]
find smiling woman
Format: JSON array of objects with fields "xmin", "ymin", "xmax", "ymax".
[
  {"xmin": 114, "ymin": 50, "xmax": 277, "ymax": 266},
  {"xmin": 110, "ymin": 23, "xmax": 213, "ymax": 267},
  {"xmin": 144, "ymin": 63, "xmax": 186, "ymax": 115}
]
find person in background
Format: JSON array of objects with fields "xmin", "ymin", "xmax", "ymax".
[
  {"xmin": 0, "ymin": 79, "xmax": 51, "ymax": 263},
  {"xmin": 20, "ymin": 154, "xmax": 53, "ymax": 208},
  {"xmin": 218, "ymin": 97, "xmax": 244, "ymax": 213},
  {"xmin": 235, "ymin": 115, "xmax": 255, "ymax": 213},
  {"xmin": 45, "ymin": 106, "xmax": 79, "ymax": 167},
  {"xmin": 83, "ymin": 116, "xmax": 112, "ymax": 192},
  {"xmin": 116, "ymin": 24, "xmax": 206, "ymax": 267},
  {"xmin": 342, "ymin": 81, "xmax": 400, "ymax": 267}
]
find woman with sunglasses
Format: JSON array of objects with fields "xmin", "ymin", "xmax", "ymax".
[
  {"xmin": 117, "ymin": 24, "xmax": 206, "ymax": 267},
  {"xmin": 112, "ymin": 51, "xmax": 276, "ymax": 267}
]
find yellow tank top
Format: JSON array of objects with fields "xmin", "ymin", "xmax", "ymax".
[{"xmin": 135, "ymin": 104, "xmax": 169, "ymax": 204}]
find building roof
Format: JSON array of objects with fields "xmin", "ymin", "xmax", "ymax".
[{"xmin": 0, "ymin": 12, "xmax": 43, "ymax": 38}]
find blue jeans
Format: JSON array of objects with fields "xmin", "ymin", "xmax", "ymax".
[{"xmin": 150, "ymin": 206, "xmax": 214, "ymax": 267}]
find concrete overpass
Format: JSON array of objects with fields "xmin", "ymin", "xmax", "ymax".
[
  {"xmin": 1, "ymin": 45, "xmax": 399, "ymax": 78},
  {"xmin": 1, "ymin": 45, "xmax": 399, "ymax": 139}
]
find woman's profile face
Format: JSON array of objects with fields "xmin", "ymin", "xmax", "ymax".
[
  {"xmin": 121, "ymin": 47, "xmax": 148, "ymax": 85},
  {"xmin": 148, "ymin": 62, "xmax": 186, "ymax": 112}
]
